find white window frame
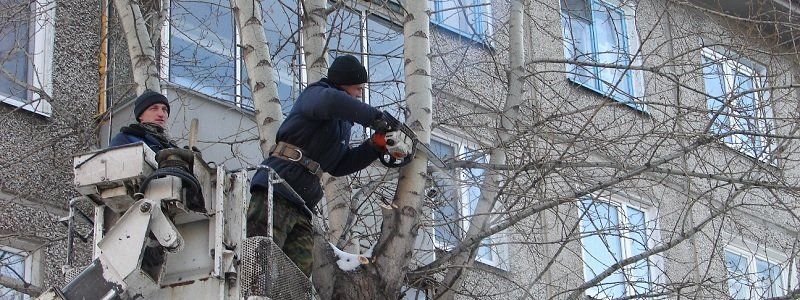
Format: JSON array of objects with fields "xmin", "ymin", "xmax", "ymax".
[
  {"xmin": 577, "ymin": 193, "xmax": 660, "ymax": 299},
  {"xmin": 429, "ymin": 0, "xmax": 493, "ymax": 44},
  {"xmin": 0, "ymin": 245, "xmax": 33, "ymax": 300},
  {"xmin": 701, "ymin": 48, "xmax": 774, "ymax": 162},
  {"xmin": 1, "ymin": 0, "xmax": 54, "ymax": 117},
  {"xmin": 429, "ymin": 134, "xmax": 509, "ymax": 270},
  {"xmin": 560, "ymin": 0, "xmax": 644, "ymax": 111},
  {"xmin": 722, "ymin": 236, "xmax": 798, "ymax": 300}
]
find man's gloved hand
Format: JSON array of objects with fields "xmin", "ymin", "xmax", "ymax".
[
  {"xmin": 369, "ymin": 132, "xmax": 388, "ymax": 153},
  {"xmin": 369, "ymin": 130, "xmax": 413, "ymax": 158},
  {"xmin": 371, "ymin": 111, "xmax": 395, "ymax": 132}
]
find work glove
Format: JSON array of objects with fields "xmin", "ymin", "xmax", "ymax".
[
  {"xmin": 371, "ymin": 111, "xmax": 395, "ymax": 132},
  {"xmin": 369, "ymin": 132, "xmax": 388, "ymax": 153},
  {"xmin": 369, "ymin": 131, "xmax": 412, "ymax": 159}
]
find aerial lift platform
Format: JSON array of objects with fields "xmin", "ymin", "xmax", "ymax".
[{"xmin": 37, "ymin": 142, "xmax": 315, "ymax": 300}]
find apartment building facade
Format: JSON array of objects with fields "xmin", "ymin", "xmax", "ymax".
[{"xmin": 1, "ymin": 0, "xmax": 798, "ymax": 299}]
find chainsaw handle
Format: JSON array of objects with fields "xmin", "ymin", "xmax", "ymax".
[{"xmin": 379, "ymin": 152, "xmax": 412, "ymax": 168}]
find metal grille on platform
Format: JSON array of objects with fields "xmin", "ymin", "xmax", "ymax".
[{"xmin": 240, "ymin": 237, "xmax": 314, "ymax": 300}]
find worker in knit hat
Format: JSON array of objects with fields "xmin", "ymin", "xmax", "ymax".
[
  {"xmin": 109, "ymin": 90, "xmax": 177, "ymax": 152},
  {"xmin": 246, "ymin": 55, "xmax": 405, "ymax": 276}
]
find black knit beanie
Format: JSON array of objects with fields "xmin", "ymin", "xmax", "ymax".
[
  {"xmin": 327, "ymin": 55, "xmax": 369, "ymax": 86},
  {"xmin": 133, "ymin": 90, "xmax": 170, "ymax": 122}
]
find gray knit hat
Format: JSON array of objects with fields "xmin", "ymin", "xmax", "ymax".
[
  {"xmin": 327, "ymin": 55, "xmax": 369, "ymax": 85},
  {"xmin": 133, "ymin": 90, "xmax": 170, "ymax": 122}
]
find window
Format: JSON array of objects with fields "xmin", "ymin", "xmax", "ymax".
[
  {"xmin": 429, "ymin": 0, "xmax": 493, "ymax": 43},
  {"xmin": 167, "ymin": 0, "xmax": 301, "ymax": 111},
  {"xmin": 0, "ymin": 246, "xmax": 29, "ymax": 300},
  {"xmin": 701, "ymin": 48, "xmax": 773, "ymax": 161},
  {"xmin": 579, "ymin": 196, "xmax": 655, "ymax": 299},
  {"xmin": 429, "ymin": 138, "xmax": 508, "ymax": 269},
  {"xmin": 560, "ymin": 0, "xmax": 642, "ymax": 110},
  {"xmin": 724, "ymin": 244, "xmax": 795, "ymax": 300},
  {"xmin": 0, "ymin": 0, "xmax": 54, "ymax": 116},
  {"xmin": 166, "ymin": 1, "xmax": 405, "ymax": 125}
]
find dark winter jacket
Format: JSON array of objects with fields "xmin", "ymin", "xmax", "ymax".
[
  {"xmin": 109, "ymin": 123, "xmax": 178, "ymax": 153},
  {"xmin": 250, "ymin": 79, "xmax": 383, "ymax": 217}
]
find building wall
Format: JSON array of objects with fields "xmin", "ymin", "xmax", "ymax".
[
  {"xmin": 448, "ymin": 0, "xmax": 799, "ymax": 299},
  {"xmin": 0, "ymin": 0, "xmax": 101, "ymax": 291}
]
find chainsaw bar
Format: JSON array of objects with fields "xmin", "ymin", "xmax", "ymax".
[{"xmin": 382, "ymin": 111, "xmax": 449, "ymax": 169}]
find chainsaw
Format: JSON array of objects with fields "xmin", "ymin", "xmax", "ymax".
[{"xmin": 375, "ymin": 111, "xmax": 448, "ymax": 169}]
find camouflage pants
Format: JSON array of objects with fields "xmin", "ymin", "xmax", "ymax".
[{"xmin": 246, "ymin": 189, "xmax": 313, "ymax": 276}]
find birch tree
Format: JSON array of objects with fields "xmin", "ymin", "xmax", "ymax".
[
  {"xmin": 371, "ymin": 0, "xmax": 435, "ymax": 295},
  {"xmin": 230, "ymin": 0, "xmax": 283, "ymax": 155},
  {"xmin": 433, "ymin": 0, "xmax": 527, "ymax": 297},
  {"xmin": 112, "ymin": 0, "xmax": 161, "ymax": 94}
]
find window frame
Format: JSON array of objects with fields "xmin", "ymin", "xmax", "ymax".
[
  {"xmin": 429, "ymin": 134, "xmax": 509, "ymax": 270},
  {"xmin": 701, "ymin": 47, "xmax": 774, "ymax": 162},
  {"xmin": 0, "ymin": 0, "xmax": 54, "ymax": 117},
  {"xmin": 429, "ymin": 0, "xmax": 494, "ymax": 44},
  {"xmin": 577, "ymin": 193, "xmax": 660, "ymax": 299},
  {"xmin": 0, "ymin": 245, "xmax": 33, "ymax": 300},
  {"xmin": 559, "ymin": 0, "xmax": 644, "ymax": 111},
  {"xmin": 722, "ymin": 239, "xmax": 797, "ymax": 300}
]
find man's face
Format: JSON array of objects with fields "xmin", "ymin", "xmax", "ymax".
[
  {"xmin": 341, "ymin": 83, "xmax": 364, "ymax": 99},
  {"xmin": 139, "ymin": 103, "xmax": 169, "ymax": 127}
]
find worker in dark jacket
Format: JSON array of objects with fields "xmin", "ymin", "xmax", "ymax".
[
  {"xmin": 109, "ymin": 90, "xmax": 178, "ymax": 152},
  {"xmin": 246, "ymin": 55, "xmax": 398, "ymax": 276}
]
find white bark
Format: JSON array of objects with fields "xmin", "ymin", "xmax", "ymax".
[
  {"xmin": 323, "ymin": 174, "xmax": 357, "ymax": 251},
  {"xmin": 435, "ymin": 0, "xmax": 526, "ymax": 297},
  {"xmin": 301, "ymin": 0, "xmax": 328, "ymax": 82},
  {"xmin": 372, "ymin": 1, "xmax": 434, "ymax": 295},
  {"xmin": 230, "ymin": 0, "xmax": 284, "ymax": 156},
  {"xmin": 112, "ymin": 0, "xmax": 161, "ymax": 94}
]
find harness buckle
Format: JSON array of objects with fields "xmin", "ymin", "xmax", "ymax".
[{"xmin": 285, "ymin": 147, "xmax": 303, "ymax": 162}]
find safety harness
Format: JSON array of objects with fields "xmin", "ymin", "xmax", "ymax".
[{"xmin": 270, "ymin": 142, "xmax": 323, "ymax": 178}]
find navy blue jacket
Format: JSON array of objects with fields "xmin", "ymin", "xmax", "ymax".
[
  {"xmin": 110, "ymin": 125, "xmax": 177, "ymax": 152},
  {"xmin": 250, "ymin": 79, "xmax": 383, "ymax": 216}
]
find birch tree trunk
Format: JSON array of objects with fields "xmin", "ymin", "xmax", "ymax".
[
  {"xmin": 112, "ymin": 0, "xmax": 160, "ymax": 94},
  {"xmin": 301, "ymin": 0, "xmax": 328, "ymax": 82},
  {"xmin": 230, "ymin": 0, "xmax": 283, "ymax": 156},
  {"xmin": 371, "ymin": 0, "xmax": 435, "ymax": 296},
  {"xmin": 435, "ymin": 0, "xmax": 527, "ymax": 297},
  {"xmin": 310, "ymin": 2, "xmax": 435, "ymax": 299}
]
